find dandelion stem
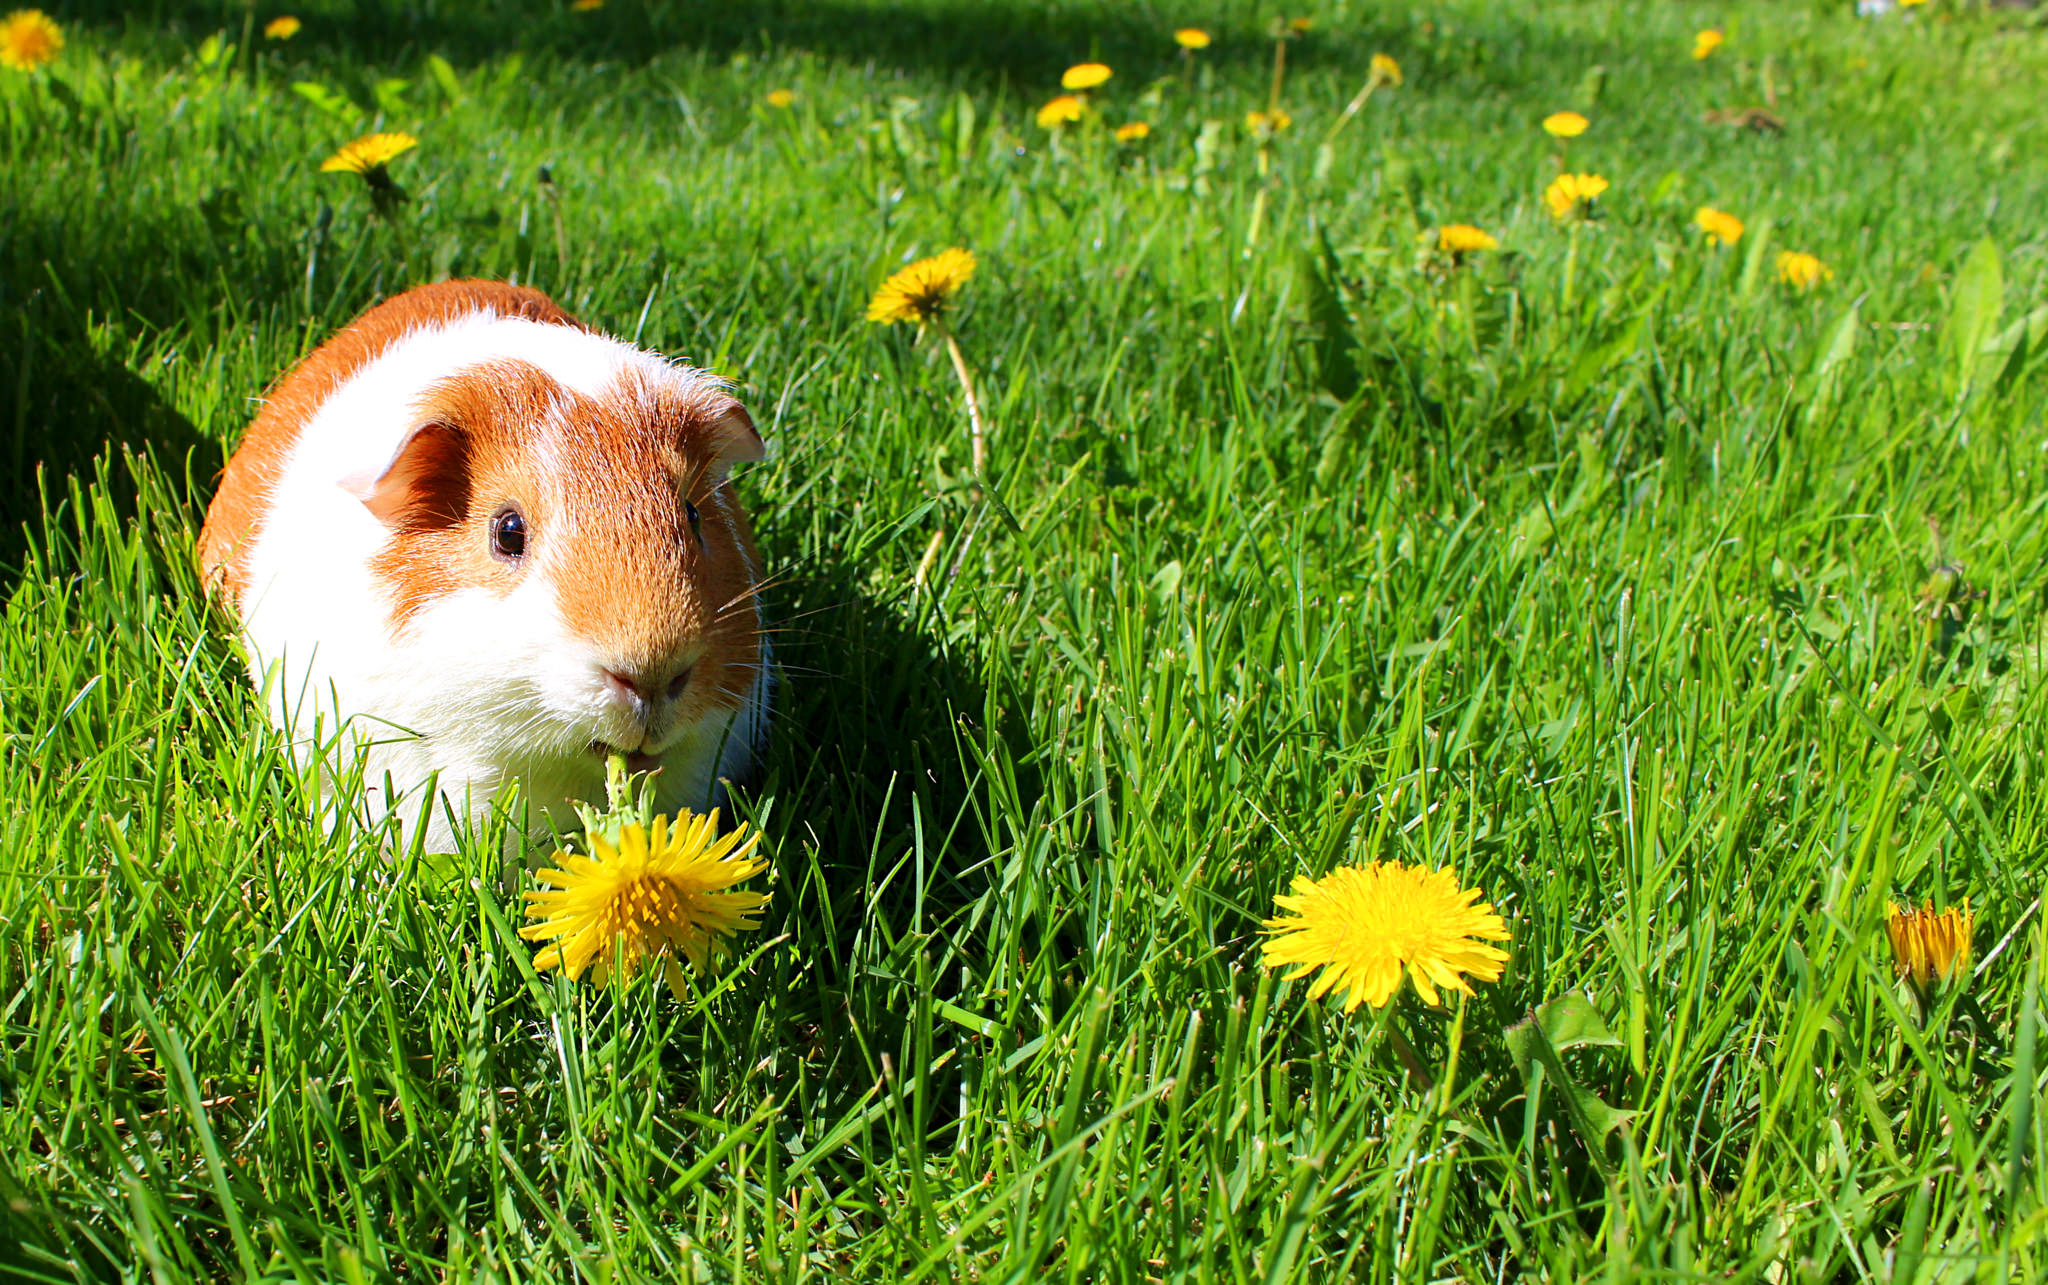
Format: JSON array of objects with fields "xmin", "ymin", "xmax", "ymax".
[
  {"xmin": 934, "ymin": 321, "xmax": 988, "ymax": 476},
  {"xmin": 1561, "ymin": 222, "xmax": 1580, "ymax": 314},
  {"xmin": 1321, "ymin": 80, "xmax": 1381, "ymax": 147},
  {"xmin": 604, "ymin": 753, "xmax": 631, "ymax": 812}
]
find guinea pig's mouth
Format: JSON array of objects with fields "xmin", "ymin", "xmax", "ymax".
[{"xmin": 591, "ymin": 741, "xmax": 663, "ymax": 775}]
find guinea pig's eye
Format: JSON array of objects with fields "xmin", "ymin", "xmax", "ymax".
[
  {"xmin": 684, "ymin": 500, "xmax": 703, "ymax": 547},
  {"xmin": 490, "ymin": 507, "xmax": 527, "ymax": 562}
]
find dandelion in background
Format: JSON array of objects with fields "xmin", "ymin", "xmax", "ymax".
[
  {"xmin": 1, "ymin": 8, "xmax": 62, "ymax": 72},
  {"xmin": 1777, "ymin": 250, "xmax": 1831, "ymax": 290},
  {"xmin": 264, "ymin": 15, "xmax": 301, "ymax": 41},
  {"xmin": 1438, "ymin": 224, "xmax": 1500, "ymax": 254},
  {"xmin": 1114, "ymin": 121, "xmax": 1151, "ymax": 142},
  {"xmin": 1326, "ymin": 52, "xmax": 1403, "ymax": 148},
  {"xmin": 1694, "ymin": 29, "xmax": 1725, "ymax": 60},
  {"xmin": 1036, "ymin": 94, "xmax": 1084, "ymax": 129},
  {"xmin": 1061, "ymin": 62, "xmax": 1112, "ymax": 91},
  {"xmin": 1694, "ymin": 206, "xmax": 1745, "ymax": 246},
  {"xmin": 521, "ymin": 810, "xmax": 771, "ymax": 1000},
  {"xmin": 321, "ymin": 131, "xmax": 418, "ymax": 217},
  {"xmin": 1288, "ymin": 16, "xmax": 1314, "ymax": 33},
  {"xmin": 1174, "ymin": 28, "xmax": 1211, "ymax": 50},
  {"xmin": 1244, "ymin": 107, "xmax": 1293, "ymax": 134},
  {"xmin": 1545, "ymin": 171, "xmax": 1608, "ymax": 220},
  {"xmin": 1264, "ymin": 863, "xmax": 1510, "ymax": 1011},
  {"xmin": 868, "ymin": 248, "xmax": 993, "ymax": 476},
  {"xmin": 571, "ymin": 0, "xmax": 605, "ymax": 11},
  {"xmin": 1542, "ymin": 110, "xmax": 1589, "ymax": 139},
  {"xmin": 1885, "ymin": 899, "xmax": 1972, "ymax": 1017},
  {"xmin": 765, "ymin": 88, "xmax": 795, "ymax": 108}
]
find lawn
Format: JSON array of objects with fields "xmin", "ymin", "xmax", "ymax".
[{"xmin": 6, "ymin": 0, "xmax": 2048, "ymax": 1278}]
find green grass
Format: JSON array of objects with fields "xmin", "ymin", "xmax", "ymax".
[{"xmin": 7, "ymin": 0, "xmax": 2048, "ymax": 1278}]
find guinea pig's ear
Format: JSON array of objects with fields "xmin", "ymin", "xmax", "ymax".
[
  {"xmin": 702, "ymin": 399, "xmax": 765, "ymax": 468},
  {"xmin": 339, "ymin": 422, "xmax": 472, "ymax": 532}
]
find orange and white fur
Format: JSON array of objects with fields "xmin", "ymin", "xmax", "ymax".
[{"xmin": 199, "ymin": 280, "xmax": 770, "ymax": 852}]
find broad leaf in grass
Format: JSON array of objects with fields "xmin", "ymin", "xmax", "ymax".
[
  {"xmin": 1505, "ymin": 994, "xmax": 1636, "ymax": 1176},
  {"xmin": 1946, "ymin": 237, "xmax": 2003, "ymax": 399}
]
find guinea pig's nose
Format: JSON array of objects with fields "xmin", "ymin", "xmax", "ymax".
[
  {"xmin": 603, "ymin": 664, "xmax": 694, "ymax": 708},
  {"xmin": 602, "ymin": 667, "xmax": 652, "ymax": 709}
]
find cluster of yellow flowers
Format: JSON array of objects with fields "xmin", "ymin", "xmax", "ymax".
[{"xmin": 1035, "ymin": 58, "xmax": 1156, "ymax": 143}]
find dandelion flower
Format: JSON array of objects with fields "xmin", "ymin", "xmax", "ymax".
[
  {"xmin": 1543, "ymin": 110, "xmax": 1589, "ymax": 139},
  {"xmin": 868, "ymin": 247, "xmax": 992, "ymax": 472},
  {"xmin": 1693, "ymin": 29, "xmax": 1724, "ymax": 60},
  {"xmin": 1174, "ymin": 28, "xmax": 1211, "ymax": 50},
  {"xmin": 1245, "ymin": 108, "xmax": 1293, "ymax": 133},
  {"xmin": 1776, "ymin": 250, "xmax": 1831, "ymax": 290},
  {"xmin": 1544, "ymin": 171, "xmax": 1609, "ymax": 220},
  {"xmin": 765, "ymin": 88, "xmax": 795, "ymax": 108},
  {"xmin": 1438, "ymin": 224, "xmax": 1500, "ymax": 253},
  {"xmin": 1264, "ymin": 863, "xmax": 1510, "ymax": 1011},
  {"xmin": 264, "ymin": 15, "xmax": 301, "ymax": 40},
  {"xmin": 1062, "ymin": 62, "xmax": 1111, "ymax": 91},
  {"xmin": 1, "ymin": 8, "xmax": 62, "ymax": 72},
  {"xmin": 1036, "ymin": 94, "xmax": 1085, "ymax": 128},
  {"xmin": 320, "ymin": 131, "xmax": 418, "ymax": 175},
  {"xmin": 1886, "ymin": 899, "xmax": 1973, "ymax": 990},
  {"xmin": 1694, "ymin": 206, "xmax": 1745, "ymax": 246},
  {"xmin": 867, "ymin": 247, "xmax": 976, "ymax": 327},
  {"xmin": 1370, "ymin": 52, "xmax": 1403, "ymax": 87},
  {"xmin": 572, "ymin": 0, "xmax": 604, "ymax": 10},
  {"xmin": 521, "ymin": 811, "xmax": 770, "ymax": 998},
  {"xmin": 1114, "ymin": 121, "xmax": 1151, "ymax": 142},
  {"xmin": 1288, "ymin": 16, "xmax": 1313, "ymax": 32}
]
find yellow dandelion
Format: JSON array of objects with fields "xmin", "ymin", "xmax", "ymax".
[
  {"xmin": 1036, "ymin": 94, "xmax": 1085, "ymax": 128},
  {"xmin": 1288, "ymin": 16, "xmax": 1313, "ymax": 32},
  {"xmin": 1438, "ymin": 224, "xmax": 1500, "ymax": 253},
  {"xmin": 1174, "ymin": 28, "xmax": 1211, "ymax": 50},
  {"xmin": 1544, "ymin": 171, "xmax": 1609, "ymax": 220},
  {"xmin": 1, "ymin": 8, "xmax": 62, "ymax": 72},
  {"xmin": 1694, "ymin": 206, "xmax": 1745, "ymax": 246},
  {"xmin": 264, "ymin": 15, "xmax": 301, "ymax": 40},
  {"xmin": 765, "ymin": 88, "xmax": 795, "ymax": 108},
  {"xmin": 571, "ymin": 0, "xmax": 604, "ymax": 10},
  {"xmin": 1777, "ymin": 250, "xmax": 1832, "ymax": 290},
  {"xmin": 1542, "ymin": 110, "xmax": 1589, "ymax": 139},
  {"xmin": 320, "ymin": 131, "xmax": 418, "ymax": 175},
  {"xmin": 1264, "ymin": 863, "xmax": 1510, "ymax": 1011},
  {"xmin": 1061, "ymin": 62, "xmax": 1112, "ymax": 91},
  {"xmin": 1114, "ymin": 120, "xmax": 1151, "ymax": 142},
  {"xmin": 521, "ymin": 811, "xmax": 770, "ymax": 998},
  {"xmin": 1245, "ymin": 107, "xmax": 1293, "ymax": 133},
  {"xmin": 1693, "ymin": 29, "xmax": 1724, "ymax": 60},
  {"xmin": 867, "ymin": 247, "xmax": 976, "ymax": 327},
  {"xmin": 1370, "ymin": 52, "xmax": 1403, "ymax": 87},
  {"xmin": 1885, "ymin": 899, "xmax": 1973, "ymax": 990}
]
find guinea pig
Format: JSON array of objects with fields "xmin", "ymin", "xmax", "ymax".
[{"xmin": 197, "ymin": 279, "xmax": 771, "ymax": 852}]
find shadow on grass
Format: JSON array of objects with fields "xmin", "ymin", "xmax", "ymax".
[
  {"xmin": 736, "ymin": 537, "xmax": 1041, "ymax": 1076},
  {"xmin": 0, "ymin": 286, "xmax": 218, "ymax": 580}
]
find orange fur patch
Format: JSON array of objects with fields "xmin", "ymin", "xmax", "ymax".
[{"xmin": 198, "ymin": 280, "xmax": 581, "ymax": 605}]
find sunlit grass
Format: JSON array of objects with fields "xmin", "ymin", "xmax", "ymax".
[{"xmin": 5, "ymin": 0, "xmax": 2048, "ymax": 1278}]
